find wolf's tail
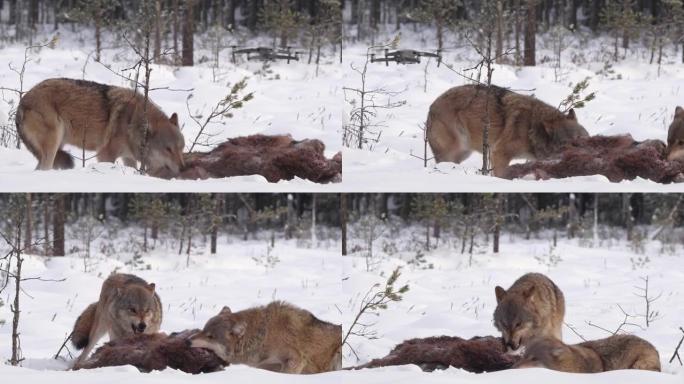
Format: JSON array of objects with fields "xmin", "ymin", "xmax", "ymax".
[
  {"xmin": 54, "ymin": 149, "xmax": 75, "ymax": 169},
  {"xmin": 14, "ymin": 104, "xmax": 34, "ymax": 156},
  {"xmin": 72, "ymin": 302, "xmax": 98, "ymax": 349}
]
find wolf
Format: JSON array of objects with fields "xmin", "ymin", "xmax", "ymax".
[
  {"xmin": 493, "ymin": 273, "xmax": 565, "ymax": 353},
  {"xmin": 666, "ymin": 106, "xmax": 684, "ymax": 161},
  {"xmin": 188, "ymin": 301, "xmax": 342, "ymax": 374},
  {"xmin": 514, "ymin": 335, "xmax": 661, "ymax": 373},
  {"xmin": 427, "ymin": 84, "xmax": 588, "ymax": 176},
  {"xmin": 17, "ymin": 78, "xmax": 185, "ymax": 176},
  {"xmin": 71, "ymin": 273, "xmax": 163, "ymax": 368}
]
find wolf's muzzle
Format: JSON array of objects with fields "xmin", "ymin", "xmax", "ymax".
[{"xmin": 133, "ymin": 322, "xmax": 147, "ymax": 333}]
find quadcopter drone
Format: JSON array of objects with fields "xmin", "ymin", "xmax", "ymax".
[
  {"xmin": 231, "ymin": 46, "xmax": 300, "ymax": 64},
  {"xmin": 370, "ymin": 49, "xmax": 442, "ymax": 67}
]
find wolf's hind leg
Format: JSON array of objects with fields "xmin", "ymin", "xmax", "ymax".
[
  {"xmin": 631, "ymin": 356, "xmax": 661, "ymax": 372},
  {"xmin": 282, "ymin": 351, "xmax": 306, "ymax": 374},
  {"xmin": 427, "ymin": 112, "xmax": 472, "ymax": 164},
  {"xmin": 96, "ymin": 144, "xmax": 118, "ymax": 163},
  {"xmin": 20, "ymin": 109, "xmax": 63, "ymax": 170},
  {"xmin": 120, "ymin": 157, "xmax": 137, "ymax": 169},
  {"xmin": 256, "ymin": 356, "xmax": 286, "ymax": 373}
]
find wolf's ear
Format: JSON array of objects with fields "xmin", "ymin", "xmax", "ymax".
[
  {"xmin": 147, "ymin": 283, "xmax": 156, "ymax": 292},
  {"xmin": 231, "ymin": 321, "xmax": 246, "ymax": 337},
  {"xmin": 220, "ymin": 306, "xmax": 232, "ymax": 315},
  {"xmin": 495, "ymin": 286, "xmax": 506, "ymax": 303},
  {"xmin": 676, "ymin": 106, "xmax": 684, "ymax": 117},
  {"xmin": 541, "ymin": 120, "xmax": 554, "ymax": 136},
  {"xmin": 523, "ymin": 285, "xmax": 536, "ymax": 299},
  {"xmin": 170, "ymin": 113, "xmax": 179, "ymax": 126},
  {"xmin": 566, "ymin": 108, "xmax": 577, "ymax": 121}
]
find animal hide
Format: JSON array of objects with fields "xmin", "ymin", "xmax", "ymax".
[
  {"xmin": 353, "ymin": 335, "xmax": 518, "ymax": 373},
  {"xmin": 77, "ymin": 330, "xmax": 225, "ymax": 374},
  {"xmin": 155, "ymin": 134, "xmax": 342, "ymax": 183},
  {"xmin": 502, "ymin": 135, "xmax": 684, "ymax": 183}
]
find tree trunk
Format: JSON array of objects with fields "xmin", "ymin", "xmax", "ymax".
[
  {"xmin": 495, "ymin": 0, "xmax": 504, "ymax": 63},
  {"xmin": 182, "ymin": 0, "xmax": 196, "ymax": 66},
  {"xmin": 247, "ymin": 0, "xmax": 259, "ymax": 31},
  {"xmin": 94, "ymin": 9, "xmax": 102, "ymax": 62},
  {"xmin": 29, "ymin": 0, "xmax": 38, "ymax": 29},
  {"xmin": 210, "ymin": 194, "xmax": 221, "ymax": 255},
  {"xmin": 154, "ymin": 0, "xmax": 162, "ymax": 61},
  {"xmin": 524, "ymin": 0, "xmax": 537, "ymax": 66},
  {"xmin": 43, "ymin": 195, "xmax": 50, "ymax": 256},
  {"xmin": 53, "ymin": 0, "xmax": 59, "ymax": 30},
  {"xmin": 173, "ymin": 0, "xmax": 180, "ymax": 62},
  {"xmin": 569, "ymin": 0, "xmax": 578, "ymax": 28},
  {"xmin": 311, "ymin": 194, "xmax": 317, "ymax": 245},
  {"xmin": 371, "ymin": 0, "xmax": 380, "ymax": 29},
  {"xmin": 227, "ymin": 0, "xmax": 236, "ymax": 28},
  {"xmin": 53, "ymin": 195, "xmax": 66, "ymax": 256},
  {"xmin": 351, "ymin": 0, "xmax": 359, "ymax": 24},
  {"xmin": 493, "ymin": 194, "xmax": 502, "ymax": 253},
  {"xmin": 590, "ymin": 0, "xmax": 601, "ymax": 31},
  {"xmin": 8, "ymin": 0, "xmax": 16, "ymax": 25},
  {"xmin": 24, "ymin": 193, "xmax": 32, "ymax": 252},
  {"xmin": 341, "ymin": 193, "xmax": 348, "ymax": 256},
  {"xmin": 515, "ymin": 0, "xmax": 522, "ymax": 65}
]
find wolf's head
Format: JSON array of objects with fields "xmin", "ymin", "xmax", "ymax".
[
  {"xmin": 543, "ymin": 109, "xmax": 589, "ymax": 147},
  {"xmin": 513, "ymin": 337, "xmax": 573, "ymax": 371},
  {"xmin": 493, "ymin": 284, "xmax": 539, "ymax": 353},
  {"xmin": 146, "ymin": 112, "xmax": 185, "ymax": 176},
  {"xmin": 188, "ymin": 306, "xmax": 247, "ymax": 363},
  {"xmin": 667, "ymin": 106, "xmax": 684, "ymax": 161},
  {"xmin": 113, "ymin": 282, "xmax": 158, "ymax": 335}
]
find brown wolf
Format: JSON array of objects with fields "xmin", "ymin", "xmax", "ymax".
[
  {"xmin": 188, "ymin": 301, "xmax": 342, "ymax": 374},
  {"xmin": 493, "ymin": 273, "xmax": 565, "ymax": 353},
  {"xmin": 427, "ymin": 84, "xmax": 588, "ymax": 176},
  {"xmin": 514, "ymin": 335, "xmax": 661, "ymax": 373},
  {"xmin": 17, "ymin": 78, "xmax": 185, "ymax": 175},
  {"xmin": 71, "ymin": 273, "xmax": 162, "ymax": 368},
  {"xmin": 667, "ymin": 106, "xmax": 684, "ymax": 161}
]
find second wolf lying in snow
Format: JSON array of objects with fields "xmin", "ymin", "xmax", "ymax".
[
  {"xmin": 189, "ymin": 301, "xmax": 342, "ymax": 374},
  {"xmin": 515, "ymin": 335, "xmax": 661, "ymax": 372},
  {"xmin": 71, "ymin": 273, "xmax": 162, "ymax": 369}
]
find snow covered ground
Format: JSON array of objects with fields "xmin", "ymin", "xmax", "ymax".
[
  {"xmin": 342, "ymin": 29, "xmax": 684, "ymax": 192},
  {"xmin": 342, "ymin": 223, "xmax": 684, "ymax": 383},
  {"xmin": 0, "ymin": 28, "xmax": 343, "ymax": 192},
  {"xmin": 0, "ymin": 224, "xmax": 342, "ymax": 381}
]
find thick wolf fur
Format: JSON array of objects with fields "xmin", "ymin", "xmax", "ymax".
[
  {"xmin": 17, "ymin": 78, "xmax": 185, "ymax": 175},
  {"xmin": 667, "ymin": 106, "xmax": 684, "ymax": 161},
  {"xmin": 71, "ymin": 273, "xmax": 162, "ymax": 368},
  {"xmin": 189, "ymin": 301, "xmax": 342, "ymax": 374},
  {"xmin": 427, "ymin": 84, "xmax": 588, "ymax": 176},
  {"xmin": 493, "ymin": 273, "xmax": 565, "ymax": 352},
  {"xmin": 514, "ymin": 335, "xmax": 661, "ymax": 373}
]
